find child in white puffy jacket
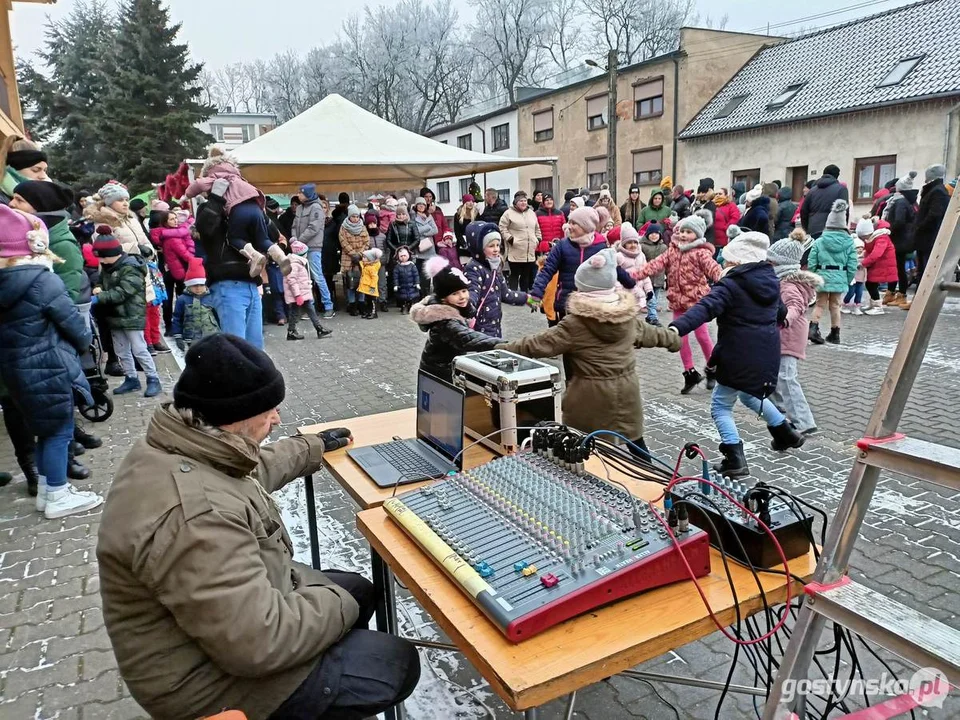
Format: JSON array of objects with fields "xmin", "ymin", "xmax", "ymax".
[
  {"xmin": 615, "ymin": 222, "xmax": 658, "ymax": 325},
  {"xmin": 283, "ymin": 240, "xmax": 332, "ymax": 341}
]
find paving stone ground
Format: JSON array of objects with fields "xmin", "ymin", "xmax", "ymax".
[{"xmin": 1, "ymin": 296, "xmax": 958, "ymax": 719}]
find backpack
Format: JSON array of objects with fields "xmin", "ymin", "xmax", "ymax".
[
  {"xmin": 183, "ymin": 296, "xmax": 220, "ymax": 341},
  {"xmin": 147, "ymin": 262, "xmax": 167, "ymax": 306}
]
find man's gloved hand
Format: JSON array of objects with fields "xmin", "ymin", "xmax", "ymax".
[
  {"xmin": 174, "ymin": 335, "xmax": 186, "ymax": 352},
  {"xmin": 320, "ymin": 427, "xmax": 352, "ymax": 451},
  {"xmin": 210, "ymin": 178, "xmax": 230, "ymax": 198}
]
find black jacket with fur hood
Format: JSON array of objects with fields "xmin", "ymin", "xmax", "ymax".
[{"xmin": 409, "ymin": 296, "xmax": 501, "ymax": 382}]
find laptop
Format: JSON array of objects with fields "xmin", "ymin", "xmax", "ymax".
[{"xmin": 348, "ymin": 371, "xmax": 465, "ymax": 488}]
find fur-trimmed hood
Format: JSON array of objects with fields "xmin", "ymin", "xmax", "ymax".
[
  {"xmin": 565, "ymin": 290, "xmax": 637, "ymax": 342},
  {"xmin": 777, "ymin": 269, "xmax": 822, "ymax": 290},
  {"xmin": 201, "ymin": 148, "xmax": 241, "ymax": 178},
  {"xmin": 410, "ymin": 297, "xmax": 468, "ymax": 329},
  {"xmin": 0, "ymin": 252, "xmax": 60, "ymax": 272},
  {"xmin": 675, "ymin": 235, "xmax": 712, "ymax": 253},
  {"xmin": 84, "ymin": 204, "xmax": 125, "ymax": 228}
]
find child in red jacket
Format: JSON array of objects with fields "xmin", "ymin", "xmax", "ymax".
[{"xmin": 859, "ymin": 217, "xmax": 897, "ymax": 315}]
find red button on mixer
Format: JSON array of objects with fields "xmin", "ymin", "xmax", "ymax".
[{"xmin": 540, "ymin": 573, "xmax": 559, "ymax": 588}]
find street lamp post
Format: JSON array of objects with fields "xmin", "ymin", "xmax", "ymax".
[{"xmin": 587, "ymin": 49, "xmax": 620, "ymax": 199}]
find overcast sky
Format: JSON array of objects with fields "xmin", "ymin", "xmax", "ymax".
[{"xmin": 11, "ymin": 0, "xmax": 906, "ymax": 70}]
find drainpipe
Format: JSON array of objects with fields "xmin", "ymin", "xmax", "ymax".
[
  {"xmin": 672, "ymin": 56, "xmax": 681, "ymax": 182},
  {"xmin": 943, "ymin": 101, "xmax": 960, "ymax": 176},
  {"xmin": 474, "ymin": 123, "xmax": 488, "ymax": 189}
]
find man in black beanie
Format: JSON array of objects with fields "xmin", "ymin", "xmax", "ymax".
[
  {"xmin": 801, "ymin": 163, "xmax": 849, "ymax": 238},
  {"xmin": 96, "ymin": 333, "xmax": 420, "ymax": 720}
]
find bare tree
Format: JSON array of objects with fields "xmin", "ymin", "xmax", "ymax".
[
  {"xmin": 582, "ymin": 0, "xmax": 696, "ymax": 66},
  {"xmin": 539, "ymin": 0, "xmax": 586, "ymax": 72},
  {"xmin": 263, "ymin": 49, "xmax": 309, "ymax": 122},
  {"xmin": 197, "ymin": 67, "xmax": 221, "ymax": 110},
  {"xmin": 469, "ymin": 0, "xmax": 550, "ymax": 104}
]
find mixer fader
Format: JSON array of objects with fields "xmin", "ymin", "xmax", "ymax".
[{"xmin": 385, "ymin": 453, "xmax": 711, "ymax": 641}]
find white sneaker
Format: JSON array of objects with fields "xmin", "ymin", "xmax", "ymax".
[
  {"xmin": 36, "ymin": 475, "xmax": 47, "ymax": 512},
  {"xmin": 864, "ymin": 306, "xmax": 885, "ymax": 316},
  {"xmin": 44, "ymin": 485, "xmax": 104, "ymax": 520},
  {"xmin": 853, "ymin": 306, "xmax": 863, "ymax": 316},
  {"xmin": 840, "ymin": 304, "xmax": 852, "ymax": 314}
]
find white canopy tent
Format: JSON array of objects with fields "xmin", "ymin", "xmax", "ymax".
[{"xmin": 189, "ymin": 94, "xmax": 556, "ymax": 194}]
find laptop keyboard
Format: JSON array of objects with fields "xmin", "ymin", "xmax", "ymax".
[{"xmin": 376, "ymin": 441, "xmax": 445, "ymax": 480}]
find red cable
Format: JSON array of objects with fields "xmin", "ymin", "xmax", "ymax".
[{"xmin": 648, "ymin": 474, "xmax": 794, "ymax": 645}]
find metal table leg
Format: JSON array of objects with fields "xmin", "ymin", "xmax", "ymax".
[
  {"xmin": 372, "ymin": 548, "xmax": 402, "ymax": 720},
  {"xmin": 303, "ymin": 473, "xmax": 321, "ymax": 570}
]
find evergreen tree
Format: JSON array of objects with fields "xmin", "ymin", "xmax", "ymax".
[
  {"xmin": 102, "ymin": 0, "xmax": 213, "ymax": 192},
  {"xmin": 17, "ymin": 0, "xmax": 119, "ymax": 189}
]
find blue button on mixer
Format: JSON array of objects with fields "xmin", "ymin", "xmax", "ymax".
[
  {"xmin": 475, "ymin": 562, "xmax": 494, "ymax": 577},
  {"xmin": 514, "ymin": 561, "xmax": 528, "ymax": 573}
]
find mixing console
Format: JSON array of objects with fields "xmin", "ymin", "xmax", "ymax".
[
  {"xmin": 666, "ymin": 476, "xmax": 813, "ymax": 568},
  {"xmin": 384, "ymin": 453, "xmax": 711, "ymax": 641}
]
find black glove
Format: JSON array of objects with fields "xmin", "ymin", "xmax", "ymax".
[{"xmin": 320, "ymin": 427, "xmax": 352, "ymax": 451}]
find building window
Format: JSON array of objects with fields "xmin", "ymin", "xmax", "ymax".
[
  {"xmin": 457, "ymin": 133, "xmax": 472, "ymax": 150},
  {"xmin": 633, "ymin": 79, "xmax": 664, "ymax": 120},
  {"xmin": 459, "ymin": 178, "xmax": 471, "ymax": 199},
  {"xmin": 440, "ymin": 139, "xmax": 448, "ymax": 144},
  {"xmin": 714, "ymin": 94, "xmax": 748, "ymax": 120},
  {"xmin": 437, "ymin": 181, "xmax": 450, "ymax": 204},
  {"xmin": 878, "ymin": 57, "xmax": 924, "ymax": 88},
  {"xmin": 209, "ymin": 124, "xmax": 224, "ymax": 142},
  {"xmin": 533, "ymin": 109, "xmax": 554, "ymax": 142},
  {"xmin": 632, "ymin": 147, "xmax": 663, "ymax": 185},
  {"xmin": 767, "ymin": 83, "xmax": 805, "ymax": 110},
  {"xmin": 586, "ymin": 94, "xmax": 607, "ymax": 131},
  {"xmin": 732, "ymin": 168, "xmax": 761, "ymax": 190},
  {"xmin": 533, "ymin": 177, "xmax": 554, "ymax": 196},
  {"xmin": 586, "ymin": 157, "xmax": 607, "ymax": 191},
  {"xmin": 855, "ymin": 156, "xmax": 897, "ymax": 201},
  {"xmin": 491, "ymin": 123, "xmax": 510, "ymax": 151},
  {"xmin": 497, "ymin": 189, "xmax": 511, "ymax": 205}
]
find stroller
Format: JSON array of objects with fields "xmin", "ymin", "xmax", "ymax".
[{"xmin": 78, "ymin": 320, "xmax": 114, "ymax": 423}]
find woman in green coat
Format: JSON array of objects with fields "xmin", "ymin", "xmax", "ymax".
[{"xmin": 638, "ymin": 189, "xmax": 672, "ymax": 225}]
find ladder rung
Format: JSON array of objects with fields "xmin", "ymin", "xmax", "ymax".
[
  {"xmin": 857, "ymin": 435, "xmax": 960, "ymax": 491},
  {"xmin": 941, "ymin": 280, "xmax": 960, "ymax": 295},
  {"xmin": 806, "ymin": 578, "xmax": 960, "ymax": 689}
]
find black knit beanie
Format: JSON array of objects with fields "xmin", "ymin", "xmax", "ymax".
[
  {"xmin": 173, "ymin": 334, "xmax": 285, "ymax": 426},
  {"xmin": 7, "ymin": 149, "xmax": 47, "ymax": 171},
  {"xmin": 13, "ymin": 181, "xmax": 74, "ymax": 212}
]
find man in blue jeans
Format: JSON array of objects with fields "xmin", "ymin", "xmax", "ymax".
[
  {"xmin": 291, "ymin": 184, "xmax": 335, "ymax": 318},
  {"xmin": 194, "ymin": 184, "xmax": 265, "ymax": 348}
]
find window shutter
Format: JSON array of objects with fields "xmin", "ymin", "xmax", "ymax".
[
  {"xmin": 586, "ymin": 158, "xmax": 607, "ymax": 175},
  {"xmin": 533, "ymin": 110, "xmax": 553, "ymax": 132},
  {"xmin": 634, "ymin": 79, "xmax": 664, "ymax": 101},
  {"xmin": 586, "ymin": 95, "xmax": 607, "ymax": 118},
  {"xmin": 633, "ymin": 149, "xmax": 662, "ymax": 174}
]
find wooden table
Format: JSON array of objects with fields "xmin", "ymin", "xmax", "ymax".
[{"xmin": 300, "ymin": 410, "xmax": 817, "ymax": 717}]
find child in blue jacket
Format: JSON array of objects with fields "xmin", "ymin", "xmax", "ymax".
[
  {"xmin": 670, "ymin": 231, "xmax": 804, "ymax": 478},
  {"xmin": 463, "ymin": 221, "xmax": 527, "ymax": 337}
]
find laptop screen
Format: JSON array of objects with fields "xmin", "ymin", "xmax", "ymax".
[{"xmin": 416, "ymin": 372, "xmax": 464, "ymax": 464}]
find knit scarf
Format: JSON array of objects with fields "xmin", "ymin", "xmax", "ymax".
[
  {"xmin": 570, "ymin": 233, "xmax": 594, "ymax": 248},
  {"xmin": 579, "ymin": 288, "xmax": 619, "ymax": 303},
  {"xmin": 773, "ymin": 263, "xmax": 800, "ymax": 278},
  {"xmin": 618, "ymin": 244, "xmax": 640, "ymax": 259},
  {"xmin": 342, "ymin": 216, "xmax": 364, "ymax": 235}
]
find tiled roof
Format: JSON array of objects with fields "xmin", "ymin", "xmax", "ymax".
[{"xmin": 680, "ymin": 0, "xmax": 960, "ymax": 139}]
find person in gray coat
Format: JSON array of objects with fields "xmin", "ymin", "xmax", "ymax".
[{"xmin": 291, "ymin": 184, "xmax": 334, "ymax": 317}]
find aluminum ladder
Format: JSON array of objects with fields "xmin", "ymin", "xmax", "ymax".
[{"xmin": 762, "ymin": 190, "xmax": 960, "ymax": 720}]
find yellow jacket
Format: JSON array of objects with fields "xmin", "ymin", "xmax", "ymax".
[{"xmin": 358, "ymin": 260, "xmax": 381, "ymax": 296}]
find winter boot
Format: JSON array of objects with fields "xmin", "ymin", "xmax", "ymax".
[
  {"xmin": 241, "ymin": 243, "xmax": 268, "ymax": 278},
  {"xmin": 71, "ymin": 440, "xmax": 86, "ymax": 457},
  {"xmin": 379, "ymin": 301, "xmax": 389, "ymax": 313},
  {"xmin": 680, "ymin": 369, "xmax": 703, "ymax": 395},
  {"xmin": 287, "ymin": 328, "xmax": 305, "ymax": 341},
  {"xmin": 144, "ymin": 377, "xmax": 162, "ymax": 398},
  {"xmin": 840, "ymin": 302, "xmax": 853, "ymax": 314},
  {"xmin": 105, "ymin": 357, "xmax": 124, "ymax": 377},
  {"xmin": 268, "ymin": 243, "xmax": 292, "ymax": 276},
  {"xmin": 67, "ymin": 443, "xmax": 91, "ymax": 480},
  {"xmin": 23, "ymin": 463, "xmax": 39, "ymax": 497},
  {"xmin": 712, "ymin": 442, "xmax": 750, "ymax": 478},
  {"xmin": 316, "ymin": 325, "xmax": 333, "ymax": 339},
  {"xmin": 808, "ymin": 322, "xmax": 825, "ymax": 345},
  {"xmin": 152, "ymin": 338, "xmax": 171, "ymax": 354},
  {"xmin": 768, "ymin": 421, "xmax": 806, "ymax": 451},
  {"xmin": 852, "ymin": 304, "xmax": 863, "ymax": 316},
  {"xmin": 74, "ymin": 426, "xmax": 102, "ymax": 450},
  {"xmin": 44, "ymin": 484, "xmax": 103, "ymax": 520},
  {"xmin": 896, "ymin": 294, "xmax": 912, "ymax": 310},
  {"xmin": 0, "ymin": 471, "xmax": 11, "ymax": 488},
  {"xmin": 704, "ymin": 366, "xmax": 717, "ymax": 390},
  {"xmin": 825, "ymin": 327, "xmax": 840, "ymax": 345},
  {"xmin": 882, "ymin": 289, "xmax": 897, "ymax": 305},
  {"xmin": 114, "ymin": 376, "xmax": 142, "ymax": 395},
  {"xmin": 147, "ymin": 344, "xmax": 158, "ymax": 356},
  {"xmin": 348, "ymin": 303, "xmax": 359, "ymax": 317}
]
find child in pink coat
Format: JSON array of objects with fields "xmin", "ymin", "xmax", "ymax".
[
  {"xmin": 767, "ymin": 238, "xmax": 821, "ymax": 434},
  {"xmin": 184, "ymin": 146, "xmax": 289, "ymax": 277},
  {"xmin": 633, "ymin": 211, "xmax": 722, "ymax": 394},
  {"xmin": 614, "ymin": 222, "xmax": 658, "ymax": 325},
  {"xmin": 283, "ymin": 241, "xmax": 332, "ymax": 341},
  {"xmin": 149, "ymin": 210, "xmax": 195, "ymax": 283}
]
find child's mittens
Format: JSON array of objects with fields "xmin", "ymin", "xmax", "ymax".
[
  {"xmin": 526, "ymin": 295, "xmax": 541, "ymax": 309},
  {"xmin": 665, "ymin": 325, "xmax": 682, "ymax": 352},
  {"xmin": 296, "ymin": 296, "xmax": 305, "ymax": 306},
  {"xmin": 210, "ymin": 178, "xmax": 230, "ymax": 198}
]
